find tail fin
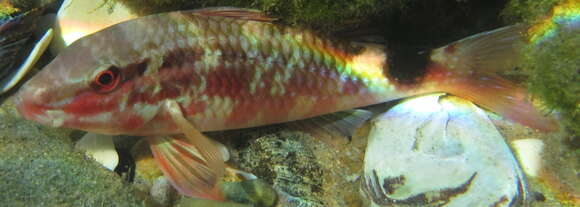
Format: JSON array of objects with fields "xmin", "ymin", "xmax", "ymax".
[{"xmin": 422, "ymin": 25, "xmax": 558, "ymax": 131}]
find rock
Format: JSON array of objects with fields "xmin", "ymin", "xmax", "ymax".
[
  {"xmin": 234, "ymin": 129, "xmax": 368, "ymax": 207},
  {"xmin": 131, "ymin": 138, "xmax": 165, "ymax": 197},
  {"xmin": 131, "ymin": 135, "xmax": 270, "ymax": 207},
  {"xmin": 0, "ymin": 98, "xmax": 150, "ymax": 206},
  {"xmin": 75, "ymin": 132, "xmax": 119, "ymax": 171},
  {"xmin": 176, "ymin": 198, "xmax": 252, "ymax": 207},
  {"xmin": 237, "ymin": 132, "xmax": 325, "ymax": 207},
  {"xmin": 221, "ymin": 179, "xmax": 278, "ymax": 207},
  {"xmin": 487, "ymin": 109, "xmax": 580, "ymax": 206},
  {"xmin": 151, "ymin": 177, "xmax": 178, "ymax": 207}
]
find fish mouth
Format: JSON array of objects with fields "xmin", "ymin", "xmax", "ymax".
[{"xmin": 15, "ymin": 93, "xmax": 68, "ymax": 128}]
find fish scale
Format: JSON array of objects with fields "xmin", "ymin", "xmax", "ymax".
[{"xmin": 102, "ymin": 12, "xmax": 396, "ymax": 132}]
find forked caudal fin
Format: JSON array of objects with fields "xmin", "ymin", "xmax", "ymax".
[
  {"xmin": 423, "ymin": 66, "xmax": 557, "ymax": 131},
  {"xmin": 422, "ymin": 25, "xmax": 558, "ymax": 131}
]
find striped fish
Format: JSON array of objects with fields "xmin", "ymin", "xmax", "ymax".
[{"xmin": 14, "ymin": 8, "xmax": 555, "ymax": 200}]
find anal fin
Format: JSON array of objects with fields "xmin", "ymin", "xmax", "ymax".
[
  {"xmin": 286, "ymin": 109, "xmax": 373, "ymax": 146},
  {"xmin": 148, "ymin": 100, "xmax": 226, "ymax": 200}
]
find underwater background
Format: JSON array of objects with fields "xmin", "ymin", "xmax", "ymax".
[{"xmin": 0, "ymin": 0, "xmax": 578, "ymax": 206}]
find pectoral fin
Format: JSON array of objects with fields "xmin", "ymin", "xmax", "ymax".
[{"xmin": 148, "ymin": 100, "xmax": 226, "ymax": 200}]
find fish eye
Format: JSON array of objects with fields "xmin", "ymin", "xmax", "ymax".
[{"xmin": 91, "ymin": 66, "xmax": 121, "ymax": 93}]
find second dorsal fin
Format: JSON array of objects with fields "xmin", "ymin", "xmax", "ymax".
[{"xmin": 188, "ymin": 7, "xmax": 276, "ymax": 22}]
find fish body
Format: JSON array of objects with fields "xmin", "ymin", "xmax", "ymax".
[
  {"xmin": 14, "ymin": 8, "xmax": 555, "ymax": 200},
  {"xmin": 17, "ymin": 9, "xmax": 407, "ymax": 135}
]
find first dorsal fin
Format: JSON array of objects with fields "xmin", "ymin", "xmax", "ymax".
[{"xmin": 188, "ymin": 7, "xmax": 276, "ymax": 22}]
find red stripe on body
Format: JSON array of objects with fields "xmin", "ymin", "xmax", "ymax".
[
  {"xmin": 262, "ymin": 95, "xmax": 297, "ymax": 124},
  {"xmin": 63, "ymin": 92, "xmax": 120, "ymax": 115},
  {"xmin": 220, "ymin": 59, "xmax": 286, "ymax": 127},
  {"xmin": 203, "ymin": 63, "xmax": 251, "ymax": 98},
  {"xmin": 225, "ymin": 96, "xmax": 262, "ymax": 127},
  {"xmin": 120, "ymin": 114, "xmax": 145, "ymax": 130},
  {"xmin": 127, "ymin": 68, "xmax": 195, "ymax": 106},
  {"xmin": 183, "ymin": 101, "xmax": 207, "ymax": 117}
]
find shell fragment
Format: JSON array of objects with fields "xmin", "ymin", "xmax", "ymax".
[
  {"xmin": 511, "ymin": 139, "xmax": 545, "ymax": 177},
  {"xmin": 50, "ymin": 0, "xmax": 138, "ymax": 52},
  {"xmin": 75, "ymin": 132, "xmax": 119, "ymax": 171}
]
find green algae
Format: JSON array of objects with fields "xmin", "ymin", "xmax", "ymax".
[
  {"xmin": 0, "ymin": 3, "xmax": 19, "ymax": 18},
  {"xmin": 200, "ymin": 0, "xmax": 405, "ymax": 31},
  {"xmin": 6, "ymin": 0, "xmax": 58, "ymax": 11},
  {"xmin": 0, "ymin": 99, "xmax": 150, "ymax": 207},
  {"xmin": 176, "ymin": 198, "xmax": 252, "ymax": 207},
  {"xmin": 107, "ymin": 0, "xmax": 407, "ymax": 32},
  {"xmin": 220, "ymin": 179, "xmax": 278, "ymax": 207},
  {"xmin": 501, "ymin": 0, "xmax": 561, "ymax": 24},
  {"xmin": 525, "ymin": 31, "xmax": 580, "ymax": 135}
]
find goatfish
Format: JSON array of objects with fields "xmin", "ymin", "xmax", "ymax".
[{"xmin": 14, "ymin": 7, "xmax": 556, "ymax": 201}]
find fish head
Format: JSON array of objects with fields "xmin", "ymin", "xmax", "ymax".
[{"xmin": 15, "ymin": 26, "xmax": 161, "ymax": 135}]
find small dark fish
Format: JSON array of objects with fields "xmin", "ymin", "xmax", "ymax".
[{"xmin": 0, "ymin": 9, "xmax": 53, "ymax": 94}]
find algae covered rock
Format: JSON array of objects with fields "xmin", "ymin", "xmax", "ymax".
[
  {"xmin": 237, "ymin": 131, "xmax": 325, "ymax": 207},
  {"xmin": 233, "ymin": 129, "xmax": 368, "ymax": 207},
  {"xmin": 502, "ymin": 0, "xmax": 580, "ymax": 134},
  {"xmin": 502, "ymin": 0, "xmax": 561, "ymax": 23},
  {"xmin": 107, "ymin": 0, "xmax": 406, "ymax": 32},
  {"xmin": 489, "ymin": 112, "xmax": 580, "ymax": 207},
  {"xmin": 0, "ymin": 2, "xmax": 19, "ymax": 17},
  {"xmin": 0, "ymin": 99, "xmax": 149, "ymax": 206},
  {"xmin": 524, "ymin": 29, "xmax": 579, "ymax": 135}
]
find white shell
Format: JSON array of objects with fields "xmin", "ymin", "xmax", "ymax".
[
  {"xmin": 75, "ymin": 132, "xmax": 119, "ymax": 171},
  {"xmin": 511, "ymin": 139, "xmax": 544, "ymax": 177},
  {"xmin": 214, "ymin": 139, "xmax": 231, "ymax": 162},
  {"xmin": 361, "ymin": 94, "xmax": 528, "ymax": 207}
]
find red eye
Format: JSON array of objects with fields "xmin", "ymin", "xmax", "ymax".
[{"xmin": 91, "ymin": 66, "xmax": 121, "ymax": 93}]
